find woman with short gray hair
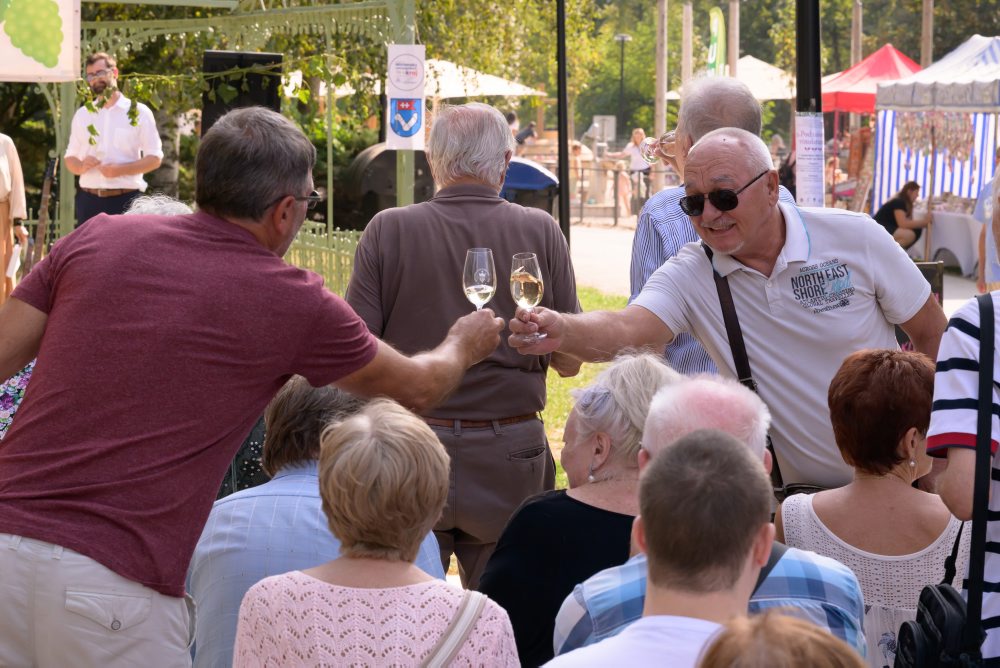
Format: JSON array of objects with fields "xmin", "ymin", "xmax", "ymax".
[{"xmin": 479, "ymin": 352, "xmax": 681, "ymax": 666}]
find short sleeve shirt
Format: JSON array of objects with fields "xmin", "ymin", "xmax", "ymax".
[
  {"xmin": 633, "ymin": 203, "xmax": 930, "ymax": 488},
  {"xmin": 1, "ymin": 211, "xmax": 377, "ymax": 596}
]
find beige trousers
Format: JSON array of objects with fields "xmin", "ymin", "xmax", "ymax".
[{"xmin": 0, "ymin": 534, "xmax": 195, "ymax": 667}]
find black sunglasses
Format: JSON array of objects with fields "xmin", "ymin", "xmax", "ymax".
[
  {"xmin": 268, "ymin": 190, "xmax": 323, "ymax": 211},
  {"xmin": 679, "ymin": 170, "xmax": 770, "ymax": 217}
]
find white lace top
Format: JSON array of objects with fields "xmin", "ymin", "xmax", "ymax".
[
  {"xmin": 233, "ymin": 571, "xmax": 519, "ymax": 667},
  {"xmin": 781, "ymin": 493, "xmax": 971, "ymax": 668}
]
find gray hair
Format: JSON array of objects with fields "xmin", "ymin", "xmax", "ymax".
[
  {"xmin": 123, "ymin": 193, "xmax": 193, "ymax": 216},
  {"xmin": 691, "ymin": 127, "xmax": 775, "ymax": 175},
  {"xmin": 195, "ymin": 107, "xmax": 316, "ymax": 221},
  {"xmin": 571, "ymin": 352, "xmax": 682, "ymax": 467},
  {"xmin": 427, "ymin": 103, "xmax": 515, "ymax": 188},
  {"xmin": 679, "ymin": 77, "xmax": 763, "ymax": 142},
  {"xmin": 643, "ymin": 375, "xmax": 772, "ymax": 461}
]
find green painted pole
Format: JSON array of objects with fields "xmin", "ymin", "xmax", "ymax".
[{"xmin": 390, "ymin": 0, "xmax": 415, "ymax": 206}]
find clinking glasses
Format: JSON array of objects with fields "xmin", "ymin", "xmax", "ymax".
[{"xmin": 678, "ymin": 170, "xmax": 770, "ymax": 217}]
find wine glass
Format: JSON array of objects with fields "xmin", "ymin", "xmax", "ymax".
[
  {"xmin": 463, "ymin": 248, "xmax": 496, "ymax": 311},
  {"xmin": 510, "ymin": 252, "xmax": 547, "ymax": 342},
  {"xmin": 639, "ymin": 130, "xmax": 677, "ymax": 164}
]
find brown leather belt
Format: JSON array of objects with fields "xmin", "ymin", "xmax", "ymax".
[
  {"xmin": 423, "ymin": 413, "xmax": 539, "ymax": 429},
  {"xmin": 81, "ymin": 187, "xmax": 138, "ymax": 198}
]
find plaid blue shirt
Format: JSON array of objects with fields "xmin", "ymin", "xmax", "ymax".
[
  {"xmin": 553, "ymin": 547, "xmax": 866, "ymax": 658},
  {"xmin": 629, "ymin": 185, "xmax": 797, "ymax": 375}
]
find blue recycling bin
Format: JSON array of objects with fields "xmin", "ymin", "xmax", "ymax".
[{"xmin": 500, "ymin": 157, "xmax": 560, "ymax": 216}]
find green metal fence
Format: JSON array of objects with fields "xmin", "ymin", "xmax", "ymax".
[{"xmin": 286, "ymin": 221, "xmax": 362, "ymax": 296}]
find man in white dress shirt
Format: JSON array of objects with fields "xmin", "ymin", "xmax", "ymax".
[{"xmin": 64, "ymin": 52, "xmax": 163, "ymax": 228}]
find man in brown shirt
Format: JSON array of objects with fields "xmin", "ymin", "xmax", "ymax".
[{"xmin": 347, "ymin": 102, "xmax": 581, "ymax": 588}]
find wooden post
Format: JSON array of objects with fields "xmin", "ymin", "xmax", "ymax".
[
  {"xmin": 924, "ymin": 124, "xmax": 936, "ymax": 260},
  {"xmin": 653, "ymin": 0, "xmax": 667, "ymax": 193},
  {"xmin": 920, "ymin": 0, "xmax": 934, "ymax": 67},
  {"xmin": 682, "ymin": 2, "xmax": 693, "ymax": 84},
  {"xmin": 728, "ymin": 0, "xmax": 739, "ymax": 77},
  {"xmin": 849, "ymin": 0, "xmax": 862, "ymax": 131}
]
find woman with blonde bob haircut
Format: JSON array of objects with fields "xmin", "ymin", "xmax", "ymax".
[
  {"xmin": 697, "ymin": 612, "xmax": 865, "ymax": 668},
  {"xmin": 234, "ymin": 400, "xmax": 518, "ymax": 666}
]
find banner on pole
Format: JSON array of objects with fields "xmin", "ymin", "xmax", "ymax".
[
  {"xmin": 386, "ymin": 44, "xmax": 426, "ymax": 151},
  {"xmin": 707, "ymin": 8, "xmax": 726, "ymax": 76},
  {"xmin": 0, "ymin": 0, "xmax": 80, "ymax": 82},
  {"xmin": 795, "ymin": 112, "xmax": 826, "ymax": 207}
]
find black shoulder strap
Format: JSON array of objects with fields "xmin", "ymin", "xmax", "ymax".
[
  {"xmin": 964, "ymin": 293, "xmax": 995, "ymax": 653},
  {"xmin": 753, "ymin": 541, "xmax": 788, "ymax": 595},
  {"xmin": 702, "ymin": 244, "xmax": 756, "ymax": 392},
  {"xmin": 702, "ymin": 243, "xmax": 784, "ymax": 494},
  {"xmin": 941, "ymin": 521, "xmax": 964, "ymax": 586}
]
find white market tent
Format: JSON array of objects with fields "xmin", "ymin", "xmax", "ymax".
[
  {"xmin": 872, "ymin": 35, "xmax": 1000, "ymax": 209},
  {"xmin": 287, "ymin": 58, "xmax": 547, "ymax": 100},
  {"xmin": 666, "ymin": 55, "xmax": 795, "ymax": 101}
]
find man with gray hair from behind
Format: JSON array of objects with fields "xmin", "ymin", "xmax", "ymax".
[
  {"xmin": 552, "ymin": 375, "xmax": 867, "ymax": 659},
  {"xmin": 347, "ymin": 102, "xmax": 581, "ymax": 588}
]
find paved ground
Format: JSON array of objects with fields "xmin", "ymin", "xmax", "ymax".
[{"xmin": 568, "ymin": 220, "xmax": 978, "ymax": 317}]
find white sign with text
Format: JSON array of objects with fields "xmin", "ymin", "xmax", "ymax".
[
  {"xmin": 795, "ymin": 112, "xmax": 825, "ymax": 207},
  {"xmin": 386, "ymin": 44, "xmax": 426, "ymax": 151}
]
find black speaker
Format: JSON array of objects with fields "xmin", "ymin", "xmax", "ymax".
[{"xmin": 201, "ymin": 51, "xmax": 283, "ymax": 136}]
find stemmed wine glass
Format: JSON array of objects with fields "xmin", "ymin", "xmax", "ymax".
[
  {"xmin": 463, "ymin": 248, "xmax": 496, "ymax": 311},
  {"xmin": 510, "ymin": 252, "xmax": 547, "ymax": 342},
  {"xmin": 639, "ymin": 130, "xmax": 678, "ymax": 164}
]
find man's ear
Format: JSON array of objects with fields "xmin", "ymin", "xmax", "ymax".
[
  {"xmin": 632, "ymin": 515, "xmax": 647, "ymax": 555},
  {"xmin": 753, "ymin": 522, "xmax": 776, "ymax": 567}
]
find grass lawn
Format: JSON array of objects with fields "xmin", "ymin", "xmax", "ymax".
[{"xmin": 540, "ymin": 286, "xmax": 628, "ymax": 490}]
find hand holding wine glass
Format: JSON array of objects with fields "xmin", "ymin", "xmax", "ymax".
[
  {"xmin": 510, "ymin": 252, "xmax": 547, "ymax": 342},
  {"xmin": 463, "ymin": 248, "xmax": 496, "ymax": 311}
]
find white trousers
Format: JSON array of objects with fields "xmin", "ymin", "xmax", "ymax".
[{"xmin": 0, "ymin": 534, "xmax": 195, "ymax": 667}]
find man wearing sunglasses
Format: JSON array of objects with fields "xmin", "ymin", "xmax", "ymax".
[
  {"xmin": 64, "ymin": 52, "xmax": 162, "ymax": 228},
  {"xmin": 511, "ymin": 127, "xmax": 947, "ymax": 494},
  {"xmin": 630, "ymin": 76, "xmax": 796, "ymax": 376}
]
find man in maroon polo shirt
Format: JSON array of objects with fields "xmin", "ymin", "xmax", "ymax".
[{"xmin": 0, "ymin": 106, "xmax": 503, "ymax": 665}]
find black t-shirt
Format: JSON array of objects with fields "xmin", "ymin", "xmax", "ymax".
[
  {"xmin": 874, "ymin": 197, "xmax": 909, "ymax": 234},
  {"xmin": 478, "ymin": 489, "xmax": 634, "ymax": 667}
]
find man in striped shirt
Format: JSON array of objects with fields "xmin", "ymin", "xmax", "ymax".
[
  {"xmin": 931, "ymin": 166, "xmax": 1000, "ymax": 661},
  {"xmin": 629, "ymin": 76, "xmax": 796, "ymax": 375}
]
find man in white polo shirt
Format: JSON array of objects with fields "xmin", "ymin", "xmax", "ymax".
[
  {"xmin": 65, "ymin": 52, "xmax": 162, "ymax": 228},
  {"xmin": 511, "ymin": 128, "xmax": 948, "ymax": 492}
]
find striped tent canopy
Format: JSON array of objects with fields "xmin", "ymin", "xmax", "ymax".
[{"xmin": 872, "ymin": 35, "xmax": 1000, "ymax": 210}]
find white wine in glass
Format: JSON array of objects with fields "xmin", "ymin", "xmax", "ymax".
[
  {"xmin": 510, "ymin": 252, "xmax": 547, "ymax": 341},
  {"xmin": 463, "ymin": 248, "xmax": 496, "ymax": 311}
]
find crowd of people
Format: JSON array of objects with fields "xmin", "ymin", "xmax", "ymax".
[{"xmin": 3, "ymin": 49, "xmax": 1000, "ymax": 668}]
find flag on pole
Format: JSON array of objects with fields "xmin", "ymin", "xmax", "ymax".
[{"xmin": 707, "ymin": 7, "xmax": 727, "ymax": 76}]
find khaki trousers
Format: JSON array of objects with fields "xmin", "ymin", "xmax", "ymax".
[
  {"xmin": 0, "ymin": 534, "xmax": 195, "ymax": 667},
  {"xmin": 431, "ymin": 417, "xmax": 555, "ymax": 589}
]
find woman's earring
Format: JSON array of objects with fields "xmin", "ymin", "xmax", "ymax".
[{"xmin": 587, "ymin": 463, "xmax": 596, "ymax": 484}]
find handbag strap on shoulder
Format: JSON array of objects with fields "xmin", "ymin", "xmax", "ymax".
[{"xmin": 420, "ymin": 589, "xmax": 488, "ymax": 668}]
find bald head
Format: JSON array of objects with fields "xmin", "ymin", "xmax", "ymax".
[
  {"xmin": 642, "ymin": 376, "xmax": 772, "ymax": 462},
  {"xmin": 687, "ymin": 128, "xmax": 774, "ymax": 176}
]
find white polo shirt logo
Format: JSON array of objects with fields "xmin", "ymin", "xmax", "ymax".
[{"xmin": 791, "ymin": 259, "xmax": 855, "ymax": 313}]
